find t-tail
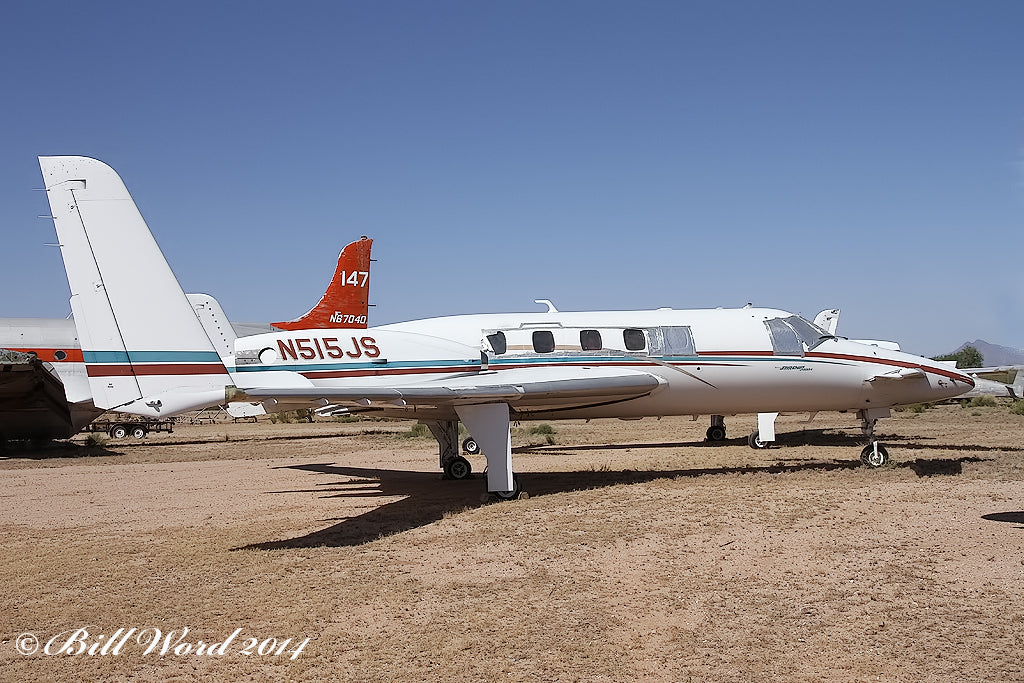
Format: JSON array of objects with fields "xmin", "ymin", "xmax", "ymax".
[
  {"xmin": 271, "ymin": 236, "xmax": 373, "ymax": 330},
  {"xmin": 40, "ymin": 156, "xmax": 231, "ymax": 417}
]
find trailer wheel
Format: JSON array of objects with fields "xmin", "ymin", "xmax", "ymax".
[
  {"xmin": 131, "ymin": 426, "xmax": 148, "ymax": 439},
  {"xmin": 109, "ymin": 424, "xmax": 128, "ymax": 439}
]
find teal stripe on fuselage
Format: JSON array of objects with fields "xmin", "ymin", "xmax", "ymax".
[{"xmin": 84, "ymin": 350, "xmax": 223, "ymax": 363}]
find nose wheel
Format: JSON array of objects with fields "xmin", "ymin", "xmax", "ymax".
[{"xmin": 860, "ymin": 442, "xmax": 889, "ymax": 467}]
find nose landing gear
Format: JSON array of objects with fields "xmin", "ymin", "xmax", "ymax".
[
  {"xmin": 858, "ymin": 408, "xmax": 892, "ymax": 467},
  {"xmin": 860, "ymin": 442, "xmax": 890, "ymax": 467}
]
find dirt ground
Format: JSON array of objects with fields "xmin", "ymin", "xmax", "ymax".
[{"xmin": 1, "ymin": 405, "xmax": 1023, "ymax": 682}]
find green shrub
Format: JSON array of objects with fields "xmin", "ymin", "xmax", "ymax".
[
  {"xmin": 1011, "ymin": 400, "xmax": 1024, "ymax": 415},
  {"xmin": 84, "ymin": 433, "xmax": 107, "ymax": 448},
  {"xmin": 968, "ymin": 395, "xmax": 998, "ymax": 408},
  {"xmin": 401, "ymin": 423, "xmax": 429, "ymax": 438},
  {"xmin": 528, "ymin": 423, "xmax": 556, "ymax": 435}
]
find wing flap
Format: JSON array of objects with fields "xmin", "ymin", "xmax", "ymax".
[{"xmin": 233, "ymin": 366, "xmax": 665, "ymax": 409}]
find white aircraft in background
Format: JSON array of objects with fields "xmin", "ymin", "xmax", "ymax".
[
  {"xmin": 954, "ymin": 366, "xmax": 1024, "ymax": 401},
  {"xmin": 40, "ymin": 156, "xmax": 974, "ymax": 499},
  {"xmin": 0, "ymin": 236, "xmax": 374, "ymax": 439}
]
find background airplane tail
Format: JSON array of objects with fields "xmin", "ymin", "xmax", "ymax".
[
  {"xmin": 40, "ymin": 156, "xmax": 231, "ymax": 417},
  {"xmin": 272, "ymin": 237, "xmax": 373, "ymax": 330}
]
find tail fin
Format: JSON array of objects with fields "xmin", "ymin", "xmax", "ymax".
[
  {"xmin": 272, "ymin": 237, "xmax": 373, "ymax": 330},
  {"xmin": 187, "ymin": 293, "xmax": 237, "ymax": 363},
  {"xmin": 1010, "ymin": 368, "xmax": 1024, "ymax": 400},
  {"xmin": 40, "ymin": 156, "xmax": 230, "ymax": 417},
  {"xmin": 813, "ymin": 309, "xmax": 840, "ymax": 336}
]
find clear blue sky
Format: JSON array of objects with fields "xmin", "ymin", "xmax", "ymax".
[{"xmin": 1, "ymin": 1, "xmax": 1022, "ymax": 357}]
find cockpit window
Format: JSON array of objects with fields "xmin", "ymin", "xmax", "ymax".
[
  {"xmin": 764, "ymin": 316, "xmax": 829, "ymax": 356},
  {"xmin": 765, "ymin": 318, "xmax": 803, "ymax": 356},
  {"xmin": 783, "ymin": 316, "xmax": 830, "ymax": 349}
]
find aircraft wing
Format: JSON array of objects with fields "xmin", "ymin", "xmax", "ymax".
[
  {"xmin": 231, "ymin": 366, "xmax": 666, "ymax": 411},
  {"xmin": 962, "ymin": 365, "xmax": 1023, "ymax": 382}
]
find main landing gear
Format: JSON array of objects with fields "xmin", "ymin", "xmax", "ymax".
[
  {"xmin": 425, "ymin": 403, "xmax": 527, "ymax": 501},
  {"xmin": 706, "ymin": 415, "xmax": 727, "ymax": 442},
  {"xmin": 746, "ymin": 412, "xmax": 779, "ymax": 450},
  {"xmin": 425, "ymin": 421, "xmax": 475, "ymax": 480}
]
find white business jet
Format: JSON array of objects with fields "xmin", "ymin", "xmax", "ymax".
[{"xmin": 40, "ymin": 156, "xmax": 973, "ymax": 499}]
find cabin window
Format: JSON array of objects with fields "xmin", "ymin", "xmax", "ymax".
[
  {"xmin": 580, "ymin": 329, "xmax": 602, "ymax": 351},
  {"xmin": 54, "ymin": 350, "xmax": 67, "ymax": 361},
  {"xmin": 623, "ymin": 328, "xmax": 646, "ymax": 351},
  {"xmin": 651, "ymin": 326, "xmax": 696, "ymax": 356},
  {"xmin": 765, "ymin": 318, "xmax": 804, "ymax": 356},
  {"xmin": 532, "ymin": 330, "xmax": 555, "ymax": 353},
  {"xmin": 486, "ymin": 331, "xmax": 507, "ymax": 355}
]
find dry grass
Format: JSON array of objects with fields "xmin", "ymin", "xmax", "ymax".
[{"xmin": 1, "ymin": 406, "xmax": 1023, "ymax": 681}]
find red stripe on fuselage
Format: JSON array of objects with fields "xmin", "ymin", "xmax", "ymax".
[
  {"xmin": 806, "ymin": 351, "xmax": 972, "ymax": 384},
  {"xmin": 86, "ymin": 364, "xmax": 229, "ymax": 377}
]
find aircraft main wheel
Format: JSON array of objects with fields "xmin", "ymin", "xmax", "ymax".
[
  {"xmin": 493, "ymin": 475, "xmax": 522, "ymax": 501},
  {"xmin": 860, "ymin": 442, "xmax": 890, "ymax": 467},
  {"xmin": 706, "ymin": 425, "xmax": 727, "ymax": 442},
  {"xmin": 748, "ymin": 430, "xmax": 770, "ymax": 449},
  {"xmin": 131, "ymin": 426, "xmax": 148, "ymax": 439},
  {"xmin": 462, "ymin": 436, "xmax": 480, "ymax": 455},
  {"xmin": 109, "ymin": 425, "xmax": 128, "ymax": 439},
  {"xmin": 444, "ymin": 456, "xmax": 473, "ymax": 480}
]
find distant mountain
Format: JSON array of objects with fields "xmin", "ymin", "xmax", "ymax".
[{"xmin": 950, "ymin": 340, "xmax": 1024, "ymax": 367}]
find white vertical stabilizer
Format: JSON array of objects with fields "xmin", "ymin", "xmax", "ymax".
[{"xmin": 40, "ymin": 156, "xmax": 230, "ymax": 416}]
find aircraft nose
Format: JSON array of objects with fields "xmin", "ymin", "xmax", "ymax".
[{"xmin": 929, "ymin": 363, "xmax": 975, "ymax": 399}]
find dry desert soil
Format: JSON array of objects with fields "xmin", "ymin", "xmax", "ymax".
[{"xmin": 1, "ymin": 405, "xmax": 1023, "ymax": 682}]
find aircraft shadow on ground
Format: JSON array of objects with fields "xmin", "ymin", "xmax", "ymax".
[
  {"xmin": 237, "ymin": 449, "xmax": 990, "ymax": 551},
  {"xmin": 980, "ymin": 511, "xmax": 1024, "ymax": 529},
  {"xmin": 0, "ymin": 429, "xmax": 404, "ymax": 458},
  {"xmin": 0, "ymin": 441, "xmax": 119, "ymax": 460},
  {"xmin": 515, "ymin": 428, "xmax": 1024, "ymax": 454}
]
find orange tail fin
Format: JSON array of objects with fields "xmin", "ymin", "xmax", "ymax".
[{"xmin": 272, "ymin": 237, "xmax": 373, "ymax": 330}]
